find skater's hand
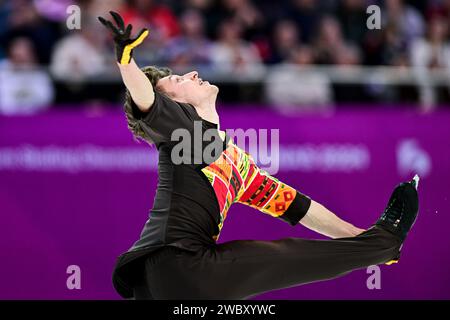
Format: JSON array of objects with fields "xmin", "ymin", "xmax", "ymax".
[{"xmin": 98, "ymin": 11, "xmax": 149, "ymax": 65}]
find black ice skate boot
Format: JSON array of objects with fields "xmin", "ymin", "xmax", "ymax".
[{"xmin": 375, "ymin": 175, "xmax": 420, "ymax": 265}]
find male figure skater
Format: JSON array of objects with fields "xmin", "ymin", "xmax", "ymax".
[{"xmin": 99, "ymin": 12, "xmax": 419, "ymax": 300}]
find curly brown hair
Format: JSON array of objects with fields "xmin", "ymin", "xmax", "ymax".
[{"xmin": 123, "ymin": 65, "xmax": 172, "ymax": 144}]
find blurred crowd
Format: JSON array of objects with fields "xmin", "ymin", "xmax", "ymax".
[{"xmin": 0, "ymin": 0, "xmax": 449, "ymax": 114}]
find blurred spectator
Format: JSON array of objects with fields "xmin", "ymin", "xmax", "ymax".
[
  {"xmin": 0, "ymin": 1, "xmax": 11, "ymax": 59},
  {"xmin": 426, "ymin": 0, "xmax": 450, "ymax": 21},
  {"xmin": 380, "ymin": 22, "xmax": 409, "ymax": 66},
  {"xmin": 267, "ymin": 19, "xmax": 301, "ymax": 64},
  {"xmin": 120, "ymin": 0, "xmax": 180, "ymax": 44},
  {"xmin": 171, "ymin": 0, "xmax": 217, "ymax": 40},
  {"xmin": 87, "ymin": 0, "xmax": 124, "ymax": 17},
  {"xmin": 265, "ymin": 45, "xmax": 332, "ymax": 110},
  {"xmin": 218, "ymin": 0, "xmax": 269, "ymax": 61},
  {"xmin": 163, "ymin": 9, "xmax": 213, "ymax": 73},
  {"xmin": 33, "ymin": 0, "xmax": 74, "ymax": 21},
  {"xmin": 1, "ymin": 0, "xmax": 61, "ymax": 64},
  {"xmin": 114, "ymin": 0, "xmax": 180, "ymax": 64},
  {"xmin": 333, "ymin": 43, "xmax": 362, "ymax": 65},
  {"xmin": 0, "ymin": 37, "xmax": 54, "ymax": 114},
  {"xmin": 0, "ymin": 0, "xmax": 448, "ymax": 107},
  {"xmin": 362, "ymin": 27, "xmax": 385, "ymax": 65},
  {"xmin": 182, "ymin": 0, "xmax": 214, "ymax": 11},
  {"xmin": 411, "ymin": 17, "xmax": 450, "ymax": 69},
  {"xmin": 250, "ymin": 0, "xmax": 290, "ymax": 27},
  {"xmin": 383, "ymin": 0, "xmax": 426, "ymax": 47},
  {"xmin": 314, "ymin": 16, "xmax": 347, "ymax": 64},
  {"xmin": 50, "ymin": 16, "xmax": 110, "ymax": 81},
  {"xmin": 206, "ymin": 0, "xmax": 264, "ymax": 40},
  {"xmin": 336, "ymin": 0, "xmax": 367, "ymax": 45},
  {"xmin": 219, "ymin": 0, "xmax": 264, "ymax": 39},
  {"xmin": 286, "ymin": 0, "xmax": 321, "ymax": 44},
  {"xmin": 410, "ymin": 17, "xmax": 450, "ymax": 108},
  {"xmin": 210, "ymin": 18, "xmax": 264, "ymax": 78}
]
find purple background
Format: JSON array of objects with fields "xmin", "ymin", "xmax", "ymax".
[{"xmin": 0, "ymin": 107, "xmax": 449, "ymax": 299}]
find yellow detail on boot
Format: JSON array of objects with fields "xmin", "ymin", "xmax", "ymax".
[
  {"xmin": 385, "ymin": 259, "xmax": 399, "ymax": 265},
  {"xmin": 120, "ymin": 30, "xmax": 149, "ymax": 65}
]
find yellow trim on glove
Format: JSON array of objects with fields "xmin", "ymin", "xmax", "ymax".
[
  {"xmin": 385, "ymin": 259, "xmax": 399, "ymax": 265},
  {"xmin": 120, "ymin": 29, "xmax": 149, "ymax": 65}
]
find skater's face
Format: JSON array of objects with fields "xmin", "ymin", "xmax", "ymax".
[{"xmin": 157, "ymin": 71, "xmax": 219, "ymax": 106}]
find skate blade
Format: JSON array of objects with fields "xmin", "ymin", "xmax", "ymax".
[
  {"xmin": 411, "ymin": 174, "xmax": 420, "ymax": 190},
  {"xmin": 385, "ymin": 259, "xmax": 399, "ymax": 266}
]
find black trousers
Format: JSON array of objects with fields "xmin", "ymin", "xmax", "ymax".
[{"xmin": 133, "ymin": 225, "xmax": 402, "ymax": 300}]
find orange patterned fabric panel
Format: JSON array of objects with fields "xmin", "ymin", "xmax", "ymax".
[{"xmin": 201, "ymin": 138, "xmax": 299, "ymax": 241}]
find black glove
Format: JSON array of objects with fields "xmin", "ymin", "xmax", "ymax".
[{"xmin": 98, "ymin": 11, "xmax": 149, "ymax": 65}]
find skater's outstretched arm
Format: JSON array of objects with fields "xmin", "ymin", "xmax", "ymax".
[
  {"xmin": 300, "ymin": 200, "xmax": 366, "ymax": 239},
  {"xmin": 98, "ymin": 11, "xmax": 154, "ymax": 111},
  {"xmin": 118, "ymin": 59, "xmax": 155, "ymax": 112}
]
